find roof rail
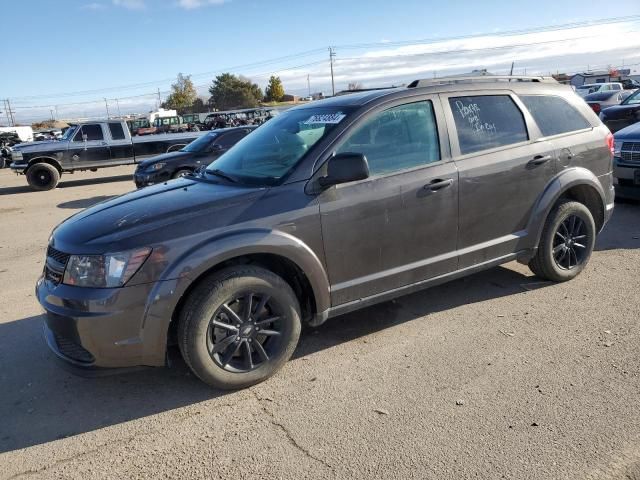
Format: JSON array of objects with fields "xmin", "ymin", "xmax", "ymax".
[{"xmin": 407, "ymin": 75, "xmax": 558, "ymax": 88}]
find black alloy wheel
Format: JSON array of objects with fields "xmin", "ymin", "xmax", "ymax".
[
  {"xmin": 206, "ymin": 293, "xmax": 283, "ymax": 373},
  {"xmin": 552, "ymin": 214, "xmax": 590, "ymax": 270}
]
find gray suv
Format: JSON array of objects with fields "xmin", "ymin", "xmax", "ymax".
[{"xmin": 38, "ymin": 76, "xmax": 615, "ymax": 389}]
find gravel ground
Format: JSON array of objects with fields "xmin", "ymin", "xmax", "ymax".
[{"xmin": 0, "ymin": 166, "xmax": 639, "ymax": 479}]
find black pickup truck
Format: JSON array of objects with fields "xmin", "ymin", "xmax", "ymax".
[{"xmin": 10, "ymin": 120, "xmax": 205, "ymax": 190}]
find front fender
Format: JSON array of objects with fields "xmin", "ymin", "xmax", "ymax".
[
  {"xmin": 138, "ymin": 229, "xmax": 331, "ymax": 364},
  {"xmin": 525, "ymin": 167, "xmax": 606, "ymax": 250}
]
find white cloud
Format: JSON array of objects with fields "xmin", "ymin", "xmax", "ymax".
[
  {"xmin": 176, "ymin": 0, "xmax": 227, "ymax": 8},
  {"xmin": 112, "ymin": 0, "xmax": 146, "ymax": 9}
]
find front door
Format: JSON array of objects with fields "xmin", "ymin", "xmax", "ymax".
[
  {"xmin": 68, "ymin": 124, "xmax": 111, "ymax": 167},
  {"xmin": 442, "ymin": 92, "xmax": 557, "ymax": 268},
  {"xmin": 318, "ymin": 99, "xmax": 459, "ymax": 306}
]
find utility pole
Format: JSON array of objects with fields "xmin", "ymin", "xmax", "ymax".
[
  {"xmin": 509, "ymin": 61, "xmax": 515, "ymax": 76},
  {"xmin": 115, "ymin": 98, "xmax": 122, "ymax": 118},
  {"xmin": 329, "ymin": 47, "xmax": 336, "ymax": 96},
  {"xmin": 157, "ymin": 88, "xmax": 161, "ymax": 109},
  {"xmin": 104, "ymin": 98, "xmax": 110, "ymax": 119},
  {"xmin": 50, "ymin": 109, "xmax": 55, "ymax": 121},
  {"xmin": 2, "ymin": 100, "xmax": 10, "ymax": 126},
  {"xmin": 6, "ymin": 99, "xmax": 15, "ymax": 126},
  {"xmin": 307, "ymin": 74, "xmax": 311, "ymax": 97}
]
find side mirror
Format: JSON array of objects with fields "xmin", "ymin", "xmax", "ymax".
[
  {"xmin": 318, "ymin": 152, "xmax": 369, "ymax": 188},
  {"xmin": 82, "ymin": 133, "xmax": 88, "ymax": 142}
]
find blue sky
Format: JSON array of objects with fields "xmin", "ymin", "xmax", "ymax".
[{"xmin": 2, "ymin": 0, "xmax": 640, "ymax": 122}]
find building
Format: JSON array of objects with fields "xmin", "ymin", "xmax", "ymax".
[{"xmin": 570, "ymin": 69, "xmax": 632, "ymax": 87}]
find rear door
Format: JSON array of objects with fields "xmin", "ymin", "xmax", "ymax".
[
  {"xmin": 68, "ymin": 124, "xmax": 111, "ymax": 167},
  {"xmin": 107, "ymin": 122, "xmax": 134, "ymax": 163},
  {"xmin": 442, "ymin": 92, "xmax": 557, "ymax": 268},
  {"xmin": 318, "ymin": 97, "xmax": 459, "ymax": 306}
]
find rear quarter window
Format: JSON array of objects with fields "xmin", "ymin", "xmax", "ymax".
[
  {"xmin": 449, "ymin": 95, "xmax": 528, "ymax": 155},
  {"xmin": 520, "ymin": 95, "xmax": 591, "ymax": 137}
]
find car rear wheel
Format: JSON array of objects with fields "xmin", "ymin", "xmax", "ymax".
[
  {"xmin": 528, "ymin": 200, "xmax": 596, "ymax": 282},
  {"xmin": 26, "ymin": 163, "xmax": 60, "ymax": 191},
  {"xmin": 178, "ymin": 266, "xmax": 301, "ymax": 389}
]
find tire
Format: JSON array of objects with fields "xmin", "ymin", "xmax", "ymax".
[
  {"xmin": 0, "ymin": 157, "xmax": 5, "ymax": 169},
  {"xmin": 190, "ymin": 125, "xmax": 200, "ymax": 132},
  {"xmin": 178, "ymin": 266, "xmax": 301, "ymax": 389},
  {"xmin": 26, "ymin": 163, "xmax": 60, "ymax": 191},
  {"xmin": 172, "ymin": 169, "xmax": 192, "ymax": 179},
  {"xmin": 528, "ymin": 200, "xmax": 596, "ymax": 282}
]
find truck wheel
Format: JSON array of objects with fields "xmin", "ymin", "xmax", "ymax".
[
  {"xmin": 178, "ymin": 266, "xmax": 301, "ymax": 389},
  {"xmin": 528, "ymin": 200, "xmax": 596, "ymax": 282},
  {"xmin": 26, "ymin": 163, "xmax": 60, "ymax": 191},
  {"xmin": 172, "ymin": 169, "xmax": 191, "ymax": 179}
]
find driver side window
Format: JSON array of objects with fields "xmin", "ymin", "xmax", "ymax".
[{"xmin": 335, "ymin": 101, "xmax": 440, "ymax": 176}]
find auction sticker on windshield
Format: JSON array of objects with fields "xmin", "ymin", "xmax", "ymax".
[{"xmin": 304, "ymin": 112, "xmax": 347, "ymax": 124}]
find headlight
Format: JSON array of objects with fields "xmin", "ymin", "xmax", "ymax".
[
  {"xmin": 147, "ymin": 162, "xmax": 166, "ymax": 171},
  {"xmin": 63, "ymin": 247, "xmax": 151, "ymax": 288}
]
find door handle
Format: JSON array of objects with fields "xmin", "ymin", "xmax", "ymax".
[
  {"xmin": 528, "ymin": 155, "xmax": 552, "ymax": 167},
  {"xmin": 425, "ymin": 178, "xmax": 453, "ymax": 191}
]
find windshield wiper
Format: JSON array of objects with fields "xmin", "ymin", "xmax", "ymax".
[{"xmin": 205, "ymin": 168, "xmax": 240, "ymax": 184}]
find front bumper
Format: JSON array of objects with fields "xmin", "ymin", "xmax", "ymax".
[
  {"xmin": 613, "ymin": 156, "xmax": 639, "ymax": 182},
  {"xmin": 37, "ymin": 275, "xmax": 168, "ymax": 370},
  {"xmin": 133, "ymin": 169, "xmax": 170, "ymax": 188}
]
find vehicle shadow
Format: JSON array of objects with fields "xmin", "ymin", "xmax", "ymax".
[
  {"xmin": 57, "ymin": 196, "xmax": 116, "ymax": 209},
  {"xmin": 0, "ymin": 174, "xmax": 133, "ymax": 196},
  {"xmin": 0, "ymin": 265, "xmax": 541, "ymax": 454},
  {"xmin": 595, "ymin": 200, "xmax": 640, "ymax": 251}
]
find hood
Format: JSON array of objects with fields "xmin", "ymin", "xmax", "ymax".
[
  {"xmin": 600, "ymin": 103, "xmax": 640, "ymax": 120},
  {"xmin": 137, "ymin": 150, "xmax": 193, "ymax": 169},
  {"xmin": 614, "ymin": 122, "xmax": 640, "ymax": 141},
  {"xmin": 51, "ymin": 178, "xmax": 267, "ymax": 252},
  {"xmin": 13, "ymin": 140, "xmax": 63, "ymax": 151}
]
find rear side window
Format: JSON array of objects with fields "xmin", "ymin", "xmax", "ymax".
[
  {"xmin": 336, "ymin": 101, "xmax": 440, "ymax": 175},
  {"xmin": 449, "ymin": 95, "xmax": 528, "ymax": 155},
  {"xmin": 520, "ymin": 95, "xmax": 591, "ymax": 137},
  {"xmin": 108, "ymin": 122, "xmax": 126, "ymax": 140}
]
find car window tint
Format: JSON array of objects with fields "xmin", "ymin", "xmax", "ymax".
[
  {"xmin": 449, "ymin": 95, "xmax": 528, "ymax": 155},
  {"xmin": 75, "ymin": 124, "xmax": 103, "ymax": 141},
  {"xmin": 336, "ymin": 101, "xmax": 440, "ymax": 175},
  {"xmin": 217, "ymin": 131, "xmax": 247, "ymax": 147},
  {"xmin": 108, "ymin": 122, "xmax": 126, "ymax": 140},
  {"xmin": 520, "ymin": 95, "xmax": 591, "ymax": 137}
]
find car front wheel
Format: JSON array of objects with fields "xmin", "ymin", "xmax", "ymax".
[
  {"xmin": 529, "ymin": 200, "xmax": 596, "ymax": 282},
  {"xmin": 178, "ymin": 266, "xmax": 301, "ymax": 389}
]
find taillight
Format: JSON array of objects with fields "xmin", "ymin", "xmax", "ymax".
[
  {"xmin": 606, "ymin": 132, "xmax": 614, "ymax": 156},
  {"xmin": 590, "ymin": 103, "xmax": 601, "ymax": 114}
]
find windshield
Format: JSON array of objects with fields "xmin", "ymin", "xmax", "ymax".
[
  {"xmin": 60, "ymin": 126, "xmax": 77, "ymax": 141},
  {"xmin": 205, "ymin": 107, "xmax": 351, "ymax": 186},
  {"xmin": 622, "ymin": 90, "xmax": 640, "ymax": 105},
  {"xmin": 181, "ymin": 132, "xmax": 219, "ymax": 152}
]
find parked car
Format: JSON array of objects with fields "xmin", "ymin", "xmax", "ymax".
[
  {"xmin": 153, "ymin": 115, "xmax": 191, "ymax": 134},
  {"xmin": 0, "ymin": 131, "xmax": 21, "ymax": 168},
  {"xmin": 10, "ymin": 120, "xmax": 206, "ymax": 190},
  {"xmin": 133, "ymin": 126, "xmax": 256, "ymax": 187},
  {"xmin": 612, "ymin": 121, "xmax": 640, "ymax": 189},
  {"xmin": 127, "ymin": 118, "xmax": 157, "ymax": 136},
  {"xmin": 37, "ymin": 76, "xmax": 614, "ymax": 389},
  {"xmin": 181, "ymin": 113, "xmax": 205, "ymax": 132},
  {"xmin": 575, "ymin": 82, "xmax": 623, "ymax": 98},
  {"xmin": 599, "ymin": 88, "xmax": 640, "ymax": 133},
  {"xmin": 621, "ymin": 79, "xmax": 640, "ymax": 90},
  {"xmin": 584, "ymin": 90, "xmax": 633, "ymax": 115}
]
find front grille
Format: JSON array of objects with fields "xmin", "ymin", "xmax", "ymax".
[
  {"xmin": 47, "ymin": 246, "xmax": 70, "ymax": 264},
  {"xmin": 621, "ymin": 142, "xmax": 640, "ymax": 163},
  {"xmin": 45, "ymin": 246, "xmax": 69, "ymax": 285},
  {"xmin": 53, "ymin": 332, "xmax": 95, "ymax": 364}
]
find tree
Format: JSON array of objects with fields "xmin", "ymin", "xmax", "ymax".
[
  {"xmin": 264, "ymin": 75, "xmax": 285, "ymax": 102},
  {"xmin": 162, "ymin": 73, "xmax": 198, "ymax": 113},
  {"xmin": 208, "ymin": 73, "xmax": 263, "ymax": 110}
]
